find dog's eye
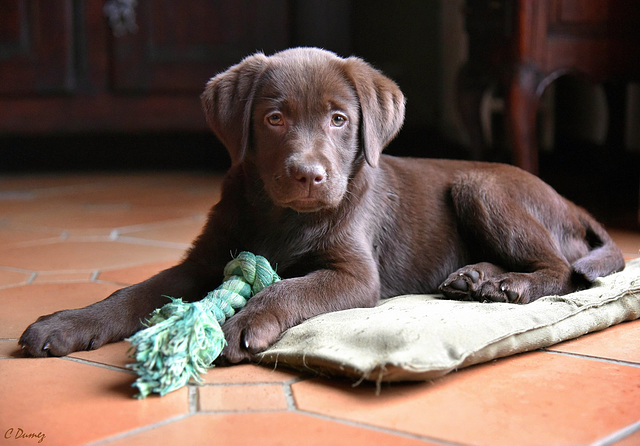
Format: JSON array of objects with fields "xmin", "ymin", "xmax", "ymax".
[
  {"xmin": 331, "ymin": 113, "xmax": 347, "ymax": 127},
  {"xmin": 266, "ymin": 113, "xmax": 284, "ymax": 126}
]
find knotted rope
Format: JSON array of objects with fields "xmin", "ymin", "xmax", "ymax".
[{"xmin": 127, "ymin": 252, "xmax": 280, "ymax": 398}]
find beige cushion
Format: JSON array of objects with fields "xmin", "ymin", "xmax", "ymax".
[{"xmin": 258, "ymin": 258, "xmax": 640, "ymax": 383}]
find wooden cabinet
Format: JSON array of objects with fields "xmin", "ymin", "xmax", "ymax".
[
  {"xmin": 110, "ymin": 1, "xmax": 289, "ymax": 94},
  {"xmin": 457, "ymin": 0, "xmax": 640, "ymax": 173},
  {"xmin": 0, "ymin": 1, "xmax": 76, "ymax": 96},
  {"xmin": 0, "ymin": 0, "xmax": 290, "ymax": 133}
]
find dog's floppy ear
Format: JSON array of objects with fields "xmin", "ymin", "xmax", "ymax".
[
  {"xmin": 344, "ymin": 57, "xmax": 405, "ymax": 168},
  {"xmin": 201, "ymin": 52, "xmax": 269, "ymax": 165}
]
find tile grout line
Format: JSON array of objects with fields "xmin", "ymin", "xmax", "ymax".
[
  {"xmin": 188, "ymin": 385, "xmax": 199, "ymax": 414},
  {"xmin": 590, "ymin": 418, "xmax": 640, "ymax": 446},
  {"xmin": 83, "ymin": 414, "xmax": 192, "ymax": 446},
  {"xmin": 0, "ymin": 281, "xmax": 34, "ymax": 291},
  {"xmin": 0, "ymin": 265, "xmax": 35, "ymax": 274},
  {"xmin": 197, "ymin": 408, "xmax": 293, "ymax": 416},
  {"xmin": 197, "ymin": 377, "xmax": 309, "ymax": 389},
  {"xmin": 111, "ymin": 214, "xmax": 207, "ymax": 236},
  {"xmin": 280, "ymin": 368, "xmax": 465, "ymax": 444},
  {"xmin": 542, "ymin": 348, "xmax": 640, "ymax": 368},
  {"xmin": 26, "ymin": 272, "xmax": 38, "ymax": 284},
  {"xmin": 114, "ymin": 235, "xmax": 191, "ymax": 249},
  {"xmin": 3, "ymin": 232, "xmax": 188, "ymax": 250},
  {"xmin": 293, "ymin": 409, "xmax": 469, "ymax": 446},
  {"xmin": 283, "ymin": 381, "xmax": 297, "ymax": 411},
  {"xmin": 61, "ymin": 355, "xmax": 136, "ymax": 375}
]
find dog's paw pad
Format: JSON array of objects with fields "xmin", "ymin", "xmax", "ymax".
[
  {"xmin": 501, "ymin": 284, "xmax": 520, "ymax": 302},
  {"xmin": 448, "ymin": 268, "xmax": 480, "ymax": 291},
  {"xmin": 466, "ymin": 269, "xmax": 480, "ymax": 282},
  {"xmin": 448, "ymin": 277, "xmax": 469, "ymax": 291},
  {"xmin": 439, "ymin": 270, "xmax": 482, "ymax": 300}
]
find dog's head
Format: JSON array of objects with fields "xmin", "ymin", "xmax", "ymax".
[{"xmin": 201, "ymin": 47, "xmax": 405, "ymax": 213}]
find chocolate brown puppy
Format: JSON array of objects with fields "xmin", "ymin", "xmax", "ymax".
[{"xmin": 20, "ymin": 48, "xmax": 624, "ymax": 363}]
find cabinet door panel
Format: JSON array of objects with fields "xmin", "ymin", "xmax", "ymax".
[
  {"xmin": 548, "ymin": 0, "xmax": 640, "ymax": 38},
  {"xmin": 110, "ymin": 0, "xmax": 290, "ymax": 93},
  {"xmin": 0, "ymin": 0, "xmax": 76, "ymax": 95}
]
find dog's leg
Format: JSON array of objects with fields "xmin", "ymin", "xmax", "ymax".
[
  {"xmin": 439, "ymin": 171, "xmax": 577, "ymax": 304},
  {"xmin": 19, "ymin": 260, "xmax": 218, "ymax": 357},
  {"xmin": 219, "ymin": 256, "xmax": 380, "ymax": 363}
]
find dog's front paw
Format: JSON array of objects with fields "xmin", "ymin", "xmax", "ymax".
[
  {"xmin": 19, "ymin": 309, "xmax": 107, "ymax": 357},
  {"xmin": 220, "ymin": 309, "xmax": 283, "ymax": 364}
]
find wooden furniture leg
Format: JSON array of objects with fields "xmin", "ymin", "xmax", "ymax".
[
  {"xmin": 456, "ymin": 63, "xmax": 492, "ymax": 161},
  {"xmin": 506, "ymin": 64, "xmax": 542, "ymax": 174}
]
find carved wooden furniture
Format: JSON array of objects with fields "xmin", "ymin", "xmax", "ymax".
[
  {"xmin": 0, "ymin": 0, "xmax": 289, "ymax": 133},
  {"xmin": 458, "ymin": 0, "xmax": 640, "ymax": 173}
]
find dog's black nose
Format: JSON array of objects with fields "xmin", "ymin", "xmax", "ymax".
[{"xmin": 292, "ymin": 164, "xmax": 326, "ymax": 186}]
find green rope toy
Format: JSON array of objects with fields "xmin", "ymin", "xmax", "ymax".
[{"xmin": 127, "ymin": 252, "xmax": 280, "ymax": 399}]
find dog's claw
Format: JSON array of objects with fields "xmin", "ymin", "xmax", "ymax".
[{"xmin": 242, "ymin": 331, "xmax": 250, "ymax": 350}]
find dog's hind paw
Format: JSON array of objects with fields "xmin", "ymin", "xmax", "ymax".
[{"xmin": 439, "ymin": 262, "xmax": 526, "ymax": 303}]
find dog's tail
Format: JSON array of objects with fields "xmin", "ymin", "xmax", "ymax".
[{"xmin": 571, "ymin": 212, "xmax": 625, "ymax": 282}]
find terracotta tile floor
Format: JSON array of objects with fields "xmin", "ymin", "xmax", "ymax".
[{"xmin": 1, "ymin": 172, "xmax": 639, "ymax": 446}]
